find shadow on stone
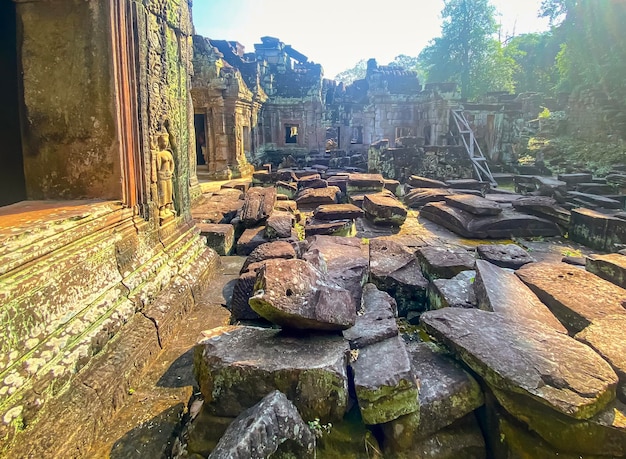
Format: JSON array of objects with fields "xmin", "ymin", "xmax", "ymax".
[{"xmin": 156, "ymin": 349, "xmax": 195, "ymax": 389}]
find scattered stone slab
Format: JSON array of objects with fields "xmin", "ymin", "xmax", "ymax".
[
  {"xmin": 197, "ymin": 223, "xmax": 235, "ymax": 256},
  {"xmin": 275, "ymin": 169, "xmax": 298, "ymax": 182},
  {"xmin": 236, "ymin": 226, "xmax": 270, "ymax": 256},
  {"xmin": 349, "ymin": 190, "xmax": 395, "ymax": 208},
  {"xmin": 381, "ymin": 342, "xmax": 484, "ymax": 450},
  {"xmin": 241, "ymin": 187, "xmax": 277, "ymax": 228},
  {"xmin": 221, "ymin": 180, "xmax": 251, "ymax": 193},
  {"xmin": 208, "ymin": 390, "xmax": 315, "ymax": 459},
  {"xmin": 420, "ymin": 308, "xmax": 618, "ymax": 420},
  {"xmin": 326, "ymin": 175, "xmax": 348, "ymax": 194},
  {"xmin": 576, "ymin": 314, "xmax": 626, "ymax": 403},
  {"xmin": 384, "ymin": 414, "xmax": 486, "ymax": 459},
  {"xmin": 240, "ymin": 241, "xmax": 297, "ymax": 274},
  {"xmin": 420, "ymin": 201, "xmax": 561, "ymax": 239},
  {"xmin": 230, "ymin": 270, "xmax": 262, "ymax": 321},
  {"xmin": 363, "ymin": 194, "xmax": 407, "ymax": 226},
  {"xmin": 445, "ymin": 179, "xmax": 489, "ymax": 193},
  {"xmin": 274, "ymin": 200, "xmax": 297, "ymax": 213},
  {"xmin": 192, "ymin": 199, "xmax": 243, "ymax": 224},
  {"xmin": 351, "ymin": 335, "xmax": 419, "ymax": 425},
  {"xmin": 444, "ymin": 194, "xmax": 502, "ymax": 216},
  {"xmin": 568, "ymin": 191, "xmax": 622, "ymax": 209},
  {"xmin": 558, "ymin": 173, "xmax": 593, "ymax": 186},
  {"xmin": 483, "ymin": 193, "xmax": 524, "ymax": 205},
  {"xmin": 493, "ymin": 387, "xmax": 626, "ymax": 457},
  {"xmin": 194, "ymin": 325, "xmax": 349, "ymax": 421},
  {"xmin": 298, "ymin": 177, "xmax": 327, "ymax": 189},
  {"xmin": 252, "ymin": 170, "xmax": 274, "ymax": 185},
  {"xmin": 512, "ymin": 195, "xmax": 571, "ymax": 228},
  {"xmin": 369, "ymin": 238, "xmax": 429, "ymax": 316},
  {"xmin": 586, "ymin": 253, "xmax": 626, "ymax": 289},
  {"xmin": 276, "ymin": 181, "xmax": 297, "ymax": 199},
  {"xmin": 407, "ymin": 175, "xmax": 448, "ymax": 188},
  {"xmin": 474, "ymin": 260, "xmax": 567, "ymax": 333},
  {"xmin": 342, "ymin": 283, "xmax": 398, "ymax": 349},
  {"xmin": 249, "ymin": 258, "xmax": 356, "ymax": 331},
  {"xmin": 416, "ymin": 245, "xmax": 475, "ymax": 280},
  {"xmin": 428, "ymin": 270, "xmax": 477, "ymax": 310},
  {"xmin": 302, "ymin": 235, "xmax": 369, "ymax": 306},
  {"xmin": 570, "ymin": 207, "xmax": 626, "ymax": 251},
  {"xmin": 265, "ymin": 211, "xmax": 293, "ymax": 239},
  {"xmin": 562, "ymin": 255, "xmax": 586, "ymax": 266},
  {"xmin": 295, "ymin": 186, "xmax": 340, "ymax": 207},
  {"xmin": 476, "ymin": 243, "xmax": 534, "ymax": 269},
  {"xmin": 210, "ymin": 188, "xmax": 244, "ymax": 201},
  {"xmin": 347, "ymin": 173, "xmax": 385, "ymax": 193},
  {"xmin": 384, "ymin": 179, "xmax": 401, "ymax": 195},
  {"xmin": 516, "ymin": 261, "xmax": 626, "ymax": 334},
  {"xmin": 304, "ymin": 218, "xmax": 355, "ymax": 237},
  {"xmin": 313, "ymin": 203, "xmax": 364, "ymax": 220},
  {"xmin": 403, "ymin": 188, "xmax": 453, "ymax": 208}
]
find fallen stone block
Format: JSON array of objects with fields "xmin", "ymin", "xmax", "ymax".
[
  {"xmin": 221, "ymin": 180, "xmax": 251, "ymax": 193},
  {"xmin": 512, "ymin": 195, "xmax": 570, "ymax": 228},
  {"xmin": 474, "ymin": 260, "xmax": 567, "ymax": 333},
  {"xmin": 241, "ymin": 187, "xmax": 277, "ymax": 228},
  {"xmin": 240, "ymin": 241, "xmax": 297, "ymax": 274},
  {"xmin": 197, "ymin": 223, "xmax": 235, "ymax": 256},
  {"xmin": 194, "ymin": 325, "xmax": 349, "ymax": 421},
  {"xmin": 342, "ymin": 283, "xmax": 398, "ymax": 349},
  {"xmin": 576, "ymin": 314, "xmax": 626, "ymax": 403},
  {"xmin": 298, "ymin": 177, "xmax": 328, "ymax": 189},
  {"xmin": 351, "ymin": 335, "xmax": 419, "ymax": 425},
  {"xmin": 516, "ymin": 261, "xmax": 626, "ymax": 334},
  {"xmin": 369, "ymin": 238, "xmax": 428, "ymax": 316},
  {"xmin": 208, "ymin": 390, "xmax": 315, "ymax": 459},
  {"xmin": 444, "ymin": 194, "xmax": 502, "ymax": 216},
  {"xmin": 384, "ymin": 179, "xmax": 401, "ymax": 196},
  {"xmin": 274, "ymin": 199, "xmax": 297, "ymax": 213},
  {"xmin": 249, "ymin": 258, "xmax": 357, "ymax": 331},
  {"xmin": 265, "ymin": 211, "xmax": 293, "ymax": 239},
  {"xmin": 403, "ymin": 188, "xmax": 453, "ymax": 208},
  {"xmin": 420, "ymin": 308, "xmax": 618, "ymax": 420},
  {"xmin": 586, "ymin": 253, "xmax": 626, "ymax": 289},
  {"xmin": 476, "ymin": 243, "xmax": 534, "ymax": 269},
  {"xmin": 304, "ymin": 218, "xmax": 355, "ymax": 237},
  {"xmin": 230, "ymin": 270, "xmax": 262, "ymax": 321},
  {"xmin": 295, "ymin": 186, "xmax": 341, "ymax": 208},
  {"xmin": 349, "ymin": 189, "xmax": 395, "ymax": 208},
  {"xmin": 381, "ymin": 342, "xmax": 484, "ymax": 449},
  {"xmin": 236, "ymin": 226, "xmax": 270, "ymax": 256},
  {"xmin": 313, "ymin": 203, "xmax": 364, "ymax": 220},
  {"xmin": 347, "ymin": 173, "xmax": 385, "ymax": 194},
  {"xmin": 569, "ymin": 207, "xmax": 626, "ymax": 251},
  {"xmin": 407, "ymin": 175, "xmax": 448, "ymax": 188},
  {"xmin": 428, "ymin": 270, "xmax": 476, "ymax": 309},
  {"xmin": 363, "ymin": 194, "xmax": 407, "ymax": 226},
  {"xmin": 416, "ymin": 245, "xmax": 475, "ymax": 280},
  {"xmin": 276, "ymin": 181, "xmax": 298, "ymax": 199}
]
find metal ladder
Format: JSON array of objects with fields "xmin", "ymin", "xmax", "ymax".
[{"xmin": 451, "ymin": 108, "xmax": 498, "ymax": 187}]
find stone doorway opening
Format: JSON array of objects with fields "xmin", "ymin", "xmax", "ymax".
[
  {"xmin": 0, "ymin": 0, "xmax": 26, "ymax": 207},
  {"xmin": 194, "ymin": 113, "xmax": 207, "ymax": 165}
]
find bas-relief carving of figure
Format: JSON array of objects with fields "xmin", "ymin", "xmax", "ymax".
[{"xmin": 151, "ymin": 133, "xmax": 176, "ymax": 222}]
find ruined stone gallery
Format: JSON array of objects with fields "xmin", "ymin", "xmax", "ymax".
[{"xmin": 2, "ymin": 0, "xmax": 626, "ymax": 458}]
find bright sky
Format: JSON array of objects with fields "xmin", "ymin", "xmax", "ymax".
[{"xmin": 192, "ymin": 0, "xmax": 550, "ymax": 79}]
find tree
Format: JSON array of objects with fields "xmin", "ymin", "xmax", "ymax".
[
  {"xmin": 504, "ymin": 32, "xmax": 561, "ymax": 94},
  {"xmin": 333, "ymin": 59, "xmax": 367, "ymax": 85},
  {"xmin": 419, "ymin": 0, "xmax": 510, "ymax": 99}
]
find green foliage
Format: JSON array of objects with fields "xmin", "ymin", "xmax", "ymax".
[
  {"xmin": 503, "ymin": 32, "xmax": 561, "ymax": 93},
  {"xmin": 333, "ymin": 59, "xmax": 367, "ymax": 85},
  {"xmin": 308, "ymin": 418, "xmax": 332, "ymax": 438},
  {"xmin": 419, "ymin": 0, "xmax": 513, "ymax": 98}
]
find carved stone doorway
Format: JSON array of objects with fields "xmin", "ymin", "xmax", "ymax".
[{"xmin": 0, "ymin": 0, "xmax": 26, "ymax": 206}]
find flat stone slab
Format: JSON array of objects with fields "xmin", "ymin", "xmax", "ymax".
[
  {"xmin": 348, "ymin": 189, "xmax": 395, "ymax": 208},
  {"xmin": 241, "ymin": 187, "xmax": 276, "ymax": 228},
  {"xmin": 416, "ymin": 245, "xmax": 475, "ymax": 280},
  {"xmin": 369, "ymin": 238, "xmax": 429, "ymax": 316},
  {"xmin": 404, "ymin": 188, "xmax": 453, "ymax": 208},
  {"xmin": 276, "ymin": 181, "xmax": 297, "ymax": 199},
  {"xmin": 313, "ymin": 203, "xmax": 364, "ymax": 220},
  {"xmin": 298, "ymin": 177, "xmax": 327, "ymax": 189},
  {"xmin": 408, "ymin": 175, "xmax": 448, "ymax": 188},
  {"xmin": 577, "ymin": 314, "xmax": 626, "ymax": 403},
  {"xmin": 236, "ymin": 226, "xmax": 270, "ymax": 256},
  {"xmin": 221, "ymin": 180, "xmax": 251, "ymax": 193},
  {"xmin": 420, "ymin": 308, "xmax": 618, "ymax": 420},
  {"xmin": 476, "ymin": 243, "xmax": 534, "ymax": 269},
  {"xmin": 295, "ymin": 186, "xmax": 340, "ymax": 207},
  {"xmin": 249, "ymin": 258, "xmax": 357, "ymax": 331},
  {"xmin": 240, "ymin": 241, "xmax": 297, "ymax": 274},
  {"xmin": 511, "ymin": 196, "xmax": 570, "ymax": 229},
  {"xmin": 568, "ymin": 191, "xmax": 622, "ymax": 209},
  {"xmin": 342, "ymin": 283, "xmax": 398, "ymax": 349},
  {"xmin": 197, "ymin": 223, "xmax": 235, "ymax": 256},
  {"xmin": 194, "ymin": 326, "xmax": 349, "ymax": 421},
  {"xmin": 586, "ymin": 253, "xmax": 626, "ymax": 289},
  {"xmin": 420, "ymin": 201, "xmax": 561, "ymax": 239},
  {"xmin": 363, "ymin": 194, "xmax": 407, "ymax": 226},
  {"xmin": 192, "ymin": 200, "xmax": 243, "ymax": 224},
  {"xmin": 445, "ymin": 194, "xmax": 502, "ymax": 216},
  {"xmin": 516, "ymin": 261, "xmax": 626, "ymax": 334},
  {"xmin": 558, "ymin": 173, "xmax": 594, "ymax": 185},
  {"xmin": 381, "ymin": 342, "xmax": 484, "ymax": 449},
  {"xmin": 351, "ymin": 335, "xmax": 419, "ymax": 425},
  {"xmin": 474, "ymin": 260, "xmax": 568, "ymax": 333},
  {"xmin": 570, "ymin": 207, "xmax": 626, "ymax": 251},
  {"xmin": 428, "ymin": 270, "xmax": 477, "ymax": 309},
  {"xmin": 208, "ymin": 390, "xmax": 315, "ymax": 459},
  {"xmin": 304, "ymin": 218, "xmax": 355, "ymax": 237},
  {"xmin": 274, "ymin": 199, "xmax": 297, "ymax": 213},
  {"xmin": 347, "ymin": 173, "xmax": 385, "ymax": 193}
]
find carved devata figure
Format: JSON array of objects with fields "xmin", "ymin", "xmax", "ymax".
[{"xmin": 151, "ymin": 132, "xmax": 176, "ymax": 222}]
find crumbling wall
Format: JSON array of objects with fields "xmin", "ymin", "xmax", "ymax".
[{"xmin": 567, "ymin": 88, "xmax": 626, "ymax": 141}]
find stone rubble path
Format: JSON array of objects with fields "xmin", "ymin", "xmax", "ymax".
[{"xmin": 85, "ymin": 256, "xmax": 243, "ymax": 459}]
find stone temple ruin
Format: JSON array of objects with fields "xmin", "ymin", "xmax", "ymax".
[{"xmin": 3, "ymin": 2, "xmax": 626, "ymax": 458}]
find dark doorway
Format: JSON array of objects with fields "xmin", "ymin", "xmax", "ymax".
[
  {"xmin": 0, "ymin": 0, "xmax": 26, "ymax": 206},
  {"xmin": 194, "ymin": 114, "xmax": 206, "ymax": 165},
  {"xmin": 285, "ymin": 124, "xmax": 298, "ymax": 144}
]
